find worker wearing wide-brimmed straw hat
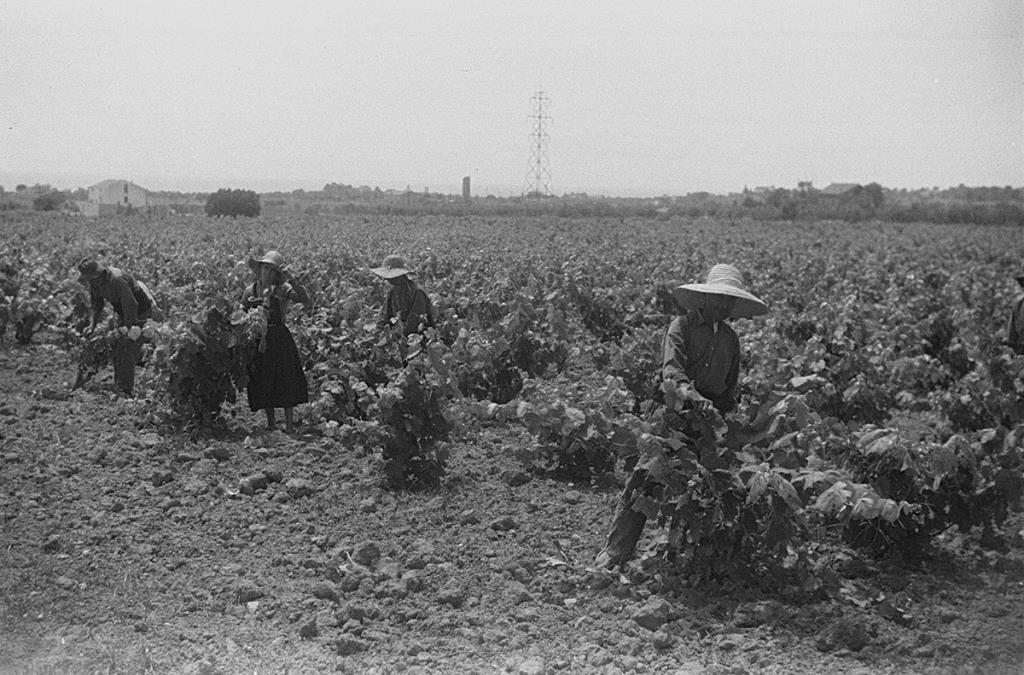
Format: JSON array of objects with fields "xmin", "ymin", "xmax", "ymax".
[
  {"xmin": 370, "ymin": 254, "xmax": 435, "ymax": 337},
  {"xmin": 597, "ymin": 263, "xmax": 768, "ymax": 569},
  {"xmin": 663, "ymin": 263, "xmax": 767, "ymax": 412},
  {"xmin": 1008, "ymin": 275, "xmax": 1024, "ymax": 354},
  {"xmin": 242, "ymin": 250, "xmax": 310, "ymax": 433}
]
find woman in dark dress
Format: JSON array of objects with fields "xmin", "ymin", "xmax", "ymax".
[{"xmin": 243, "ymin": 250, "xmax": 310, "ymax": 432}]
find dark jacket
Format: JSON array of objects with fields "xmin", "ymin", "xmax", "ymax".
[
  {"xmin": 87, "ymin": 267, "xmax": 153, "ymax": 326},
  {"xmin": 380, "ymin": 279, "xmax": 434, "ymax": 336},
  {"xmin": 661, "ymin": 310, "xmax": 741, "ymax": 413},
  {"xmin": 1010, "ymin": 296, "xmax": 1024, "ymax": 353}
]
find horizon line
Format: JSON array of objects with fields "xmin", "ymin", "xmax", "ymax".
[{"xmin": 1, "ymin": 170, "xmax": 1020, "ymax": 199}]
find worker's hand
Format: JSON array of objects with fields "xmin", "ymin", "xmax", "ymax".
[
  {"xmin": 691, "ymin": 394, "xmax": 714, "ymax": 414},
  {"xmin": 273, "ymin": 282, "xmax": 292, "ymax": 300},
  {"xmin": 671, "ymin": 381, "xmax": 714, "ymax": 414}
]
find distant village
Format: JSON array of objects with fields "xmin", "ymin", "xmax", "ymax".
[
  {"xmin": 1, "ymin": 178, "xmax": 1021, "ymax": 226},
  {"xmin": 0, "ymin": 179, "xmax": 197, "ymax": 217}
]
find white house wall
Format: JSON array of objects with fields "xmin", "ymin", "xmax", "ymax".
[{"xmin": 87, "ymin": 180, "xmax": 152, "ymax": 209}]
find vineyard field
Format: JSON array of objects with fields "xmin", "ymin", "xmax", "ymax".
[{"xmin": 2, "ymin": 213, "xmax": 1024, "ymax": 674}]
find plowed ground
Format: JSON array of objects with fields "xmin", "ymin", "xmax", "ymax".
[{"xmin": 2, "ymin": 343, "xmax": 1023, "ymax": 675}]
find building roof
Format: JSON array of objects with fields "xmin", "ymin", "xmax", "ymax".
[
  {"xmin": 88, "ymin": 179, "xmax": 149, "ymax": 192},
  {"xmin": 820, "ymin": 183, "xmax": 861, "ymax": 195}
]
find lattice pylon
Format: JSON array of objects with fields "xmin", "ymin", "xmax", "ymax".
[{"xmin": 524, "ymin": 90, "xmax": 552, "ymax": 197}]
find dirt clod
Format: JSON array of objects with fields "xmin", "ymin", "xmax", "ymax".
[
  {"xmin": 334, "ymin": 636, "xmax": 368, "ymax": 656},
  {"xmin": 299, "ymin": 618, "xmax": 318, "ymax": 639},
  {"xmin": 651, "ymin": 629, "xmax": 674, "ymax": 650},
  {"xmin": 516, "ymin": 656, "xmax": 546, "ymax": 675},
  {"xmin": 285, "ymin": 477, "xmax": 315, "ymax": 499},
  {"xmin": 437, "ymin": 584, "xmax": 466, "ymax": 608},
  {"xmin": 151, "ymin": 470, "xmax": 174, "ymax": 487},
  {"xmin": 352, "ymin": 541, "xmax": 381, "ymax": 567},
  {"xmin": 489, "ymin": 515, "xmax": 518, "ymax": 531},
  {"xmin": 816, "ymin": 617, "xmax": 870, "ymax": 652},
  {"xmin": 204, "ymin": 445, "xmax": 231, "ymax": 461},
  {"xmin": 502, "ymin": 470, "xmax": 531, "ymax": 487},
  {"xmin": 239, "ymin": 473, "xmax": 268, "ymax": 494},
  {"xmin": 631, "ymin": 597, "xmax": 672, "ymax": 631}
]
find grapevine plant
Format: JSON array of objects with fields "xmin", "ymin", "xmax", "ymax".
[{"xmin": 149, "ymin": 301, "xmax": 263, "ymax": 423}]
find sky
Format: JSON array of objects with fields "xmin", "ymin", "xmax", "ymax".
[{"xmin": 1, "ymin": 0, "xmax": 1021, "ymax": 197}]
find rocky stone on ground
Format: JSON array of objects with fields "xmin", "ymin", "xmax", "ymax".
[
  {"xmin": 299, "ymin": 618, "xmax": 318, "ymax": 639},
  {"xmin": 352, "ymin": 541, "xmax": 381, "ymax": 567},
  {"xmin": 515, "ymin": 656, "xmax": 546, "ymax": 675},
  {"xmin": 151, "ymin": 470, "xmax": 174, "ymax": 487},
  {"xmin": 239, "ymin": 473, "xmax": 268, "ymax": 494},
  {"xmin": 651, "ymin": 629, "xmax": 674, "ymax": 650},
  {"xmin": 501, "ymin": 469, "xmax": 531, "ymax": 487},
  {"xmin": 489, "ymin": 515, "xmax": 518, "ymax": 531},
  {"xmin": 436, "ymin": 584, "xmax": 466, "ymax": 608},
  {"xmin": 334, "ymin": 636, "xmax": 368, "ymax": 656},
  {"xmin": 204, "ymin": 445, "xmax": 231, "ymax": 461},
  {"xmin": 816, "ymin": 617, "xmax": 871, "ymax": 652},
  {"xmin": 311, "ymin": 584, "xmax": 340, "ymax": 603},
  {"xmin": 631, "ymin": 597, "xmax": 672, "ymax": 631},
  {"xmin": 285, "ymin": 477, "xmax": 315, "ymax": 499},
  {"xmin": 733, "ymin": 599, "xmax": 786, "ymax": 627}
]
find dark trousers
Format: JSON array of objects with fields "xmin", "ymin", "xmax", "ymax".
[
  {"xmin": 113, "ymin": 335, "xmax": 141, "ymax": 394},
  {"xmin": 604, "ymin": 468, "xmax": 654, "ymax": 565},
  {"xmin": 111, "ymin": 314, "xmax": 150, "ymax": 394},
  {"xmin": 602, "ymin": 408, "xmax": 706, "ymax": 565}
]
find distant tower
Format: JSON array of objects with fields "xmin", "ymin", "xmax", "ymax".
[
  {"xmin": 524, "ymin": 90, "xmax": 552, "ymax": 197},
  {"xmin": 462, "ymin": 176, "xmax": 471, "ymax": 202}
]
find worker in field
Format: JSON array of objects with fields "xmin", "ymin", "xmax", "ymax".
[
  {"xmin": 243, "ymin": 250, "xmax": 310, "ymax": 433},
  {"xmin": 596, "ymin": 263, "xmax": 768, "ymax": 569},
  {"xmin": 1008, "ymin": 275, "xmax": 1024, "ymax": 354},
  {"xmin": 371, "ymin": 254, "xmax": 435, "ymax": 337},
  {"xmin": 76, "ymin": 257, "xmax": 158, "ymax": 395}
]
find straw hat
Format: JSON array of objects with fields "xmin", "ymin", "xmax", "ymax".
[
  {"xmin": 76, "ymin": 257, "xmax": 104, "ymax": 283},
  {"xmin": 370, "ymin": 254, "xmax": 411, "ymax": 279},
  {"xmin": 673, "ymin": 264, "xmax": 768, "ymax": 319},
  {"xmin": 248, "ymin": 250, "xmax": 286, "ymax": 272}
]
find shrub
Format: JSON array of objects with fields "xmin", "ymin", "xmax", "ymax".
[
  {"xmin": 205, "ymin": 189, "xmax": 261, "ymax": 217},
  {"xmin": 33, "ymin": 191, "xmax": 66, "ymax": 211}
]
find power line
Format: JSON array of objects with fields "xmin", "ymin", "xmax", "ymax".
[{"xmin": 524, "ymin": 90, "xmax": 552, "ymax": 197}]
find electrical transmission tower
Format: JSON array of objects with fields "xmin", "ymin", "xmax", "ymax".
[{"xmin": 524, "ymin": 90, "xmax": 552, "ymax": 197}]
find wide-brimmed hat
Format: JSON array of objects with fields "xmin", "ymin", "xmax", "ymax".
[
  {"xmin": 673, "ymin": 264, "xmax": 768, "ymax": 319},
  {"xmin": 370, "ymin": 254, "xmax": 411, "ymax": 279},
  {"xmin": 248, "ymin": 250, "xmax": 285, "ymax": 272},
  {"xmin": 76, "ymin": 257, "xmax": 103, "ymax": 283}
]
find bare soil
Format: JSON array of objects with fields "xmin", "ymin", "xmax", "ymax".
[{"xmin": 2, "ymin": 343, "xmax": 1023, "ymax": 674}]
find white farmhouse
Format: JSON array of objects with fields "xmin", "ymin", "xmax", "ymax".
[{"xmin": 81, "ymin": 179, "xmax": 154, "ymax": 216}]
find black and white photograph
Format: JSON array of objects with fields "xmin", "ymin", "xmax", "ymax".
[{"xmin": 1, "ymin": 1, "xmax": 1022, "ymax": 673}]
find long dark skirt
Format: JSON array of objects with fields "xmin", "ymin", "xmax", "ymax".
[{"xmin": 247, "ymin": 325, "xmax": 308, "ymax": 410}]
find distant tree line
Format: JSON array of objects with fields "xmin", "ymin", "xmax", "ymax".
[
  {"xmin": 717, "ymin": 183, "xmax": 1024, "ymax": 226},
  {"xmin": 2, "ymin": 182, "xmax": 1021, "ymax": 226},
  {"xmin": 204, "ymin": 188, "xmax": 261, "ymax": 217},
  {"xmin": 261, "ymin": 183, "xmax": 1023, "ymax": 226}
]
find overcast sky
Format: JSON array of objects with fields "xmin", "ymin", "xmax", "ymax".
[{"xmin": 1, "ymin": 1, "xmax": 1021, "ymax": 196}]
